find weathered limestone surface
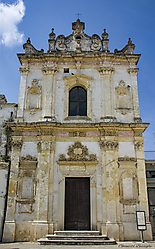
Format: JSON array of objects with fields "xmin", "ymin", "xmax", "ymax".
[{"xmin": 2, "ymin": 19, "xmax": 152, "ymax": 242}]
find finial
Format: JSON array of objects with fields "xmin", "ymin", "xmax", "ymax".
[
  {"xmin": 128, "ymin": 38, "xmax": 132, "ymax": 45},
  {"xmin": 27, "ymin": 37, "xmax": 31, "ymax": 44},
  {"xmin": 49, "ymin": 28, "xmax": 56, "ymax": 40},
  {"xmin": 102, "ymin": 29, "xmax": 109, "ymax": 40}
]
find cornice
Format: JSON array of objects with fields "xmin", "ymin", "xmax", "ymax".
[{"xmin": 17, "ymin": 52, "xmax": 141, "ymax": 66}]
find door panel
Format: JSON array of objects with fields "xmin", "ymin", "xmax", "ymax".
[{"xmin": 65, "ymin": 177, "xmax": 90, "ymax": 230}]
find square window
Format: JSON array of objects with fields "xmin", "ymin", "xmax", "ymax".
[{"xmin": 64, "ymin": 68, "xmax": 69, "ymax": 73}]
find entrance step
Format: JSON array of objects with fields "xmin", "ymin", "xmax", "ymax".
[{"xmin": 38, "ymin": 231, "xmax": 116, "ymax": 245}]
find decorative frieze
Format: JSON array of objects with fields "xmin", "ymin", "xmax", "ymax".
[
  {"xmin": 69, "ymin": 131, "xmax": 86, "ymax": 137},
  {"xmin": 100, "ymin": 141, "xmax": 119, "ymax": 150}
]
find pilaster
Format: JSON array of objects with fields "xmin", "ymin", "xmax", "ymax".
[
  {"xmin": 134, "ymin": 139, "xmax": 152, "ymax": 240},
  {"xmin": 32, "ymin": 137, "xmax": 55, "ymax": 240},
  {"xmin": 42, "ymin": 67, "xmax": 58, "ymax": 121},
  {"xmin": 100, "ymin": 137, "xmax": 120, "ymax": 239},
  {"xmin": 17, "ymin": 67, "xmax": 29, "ymax": 121},
  {"xmin": 3, "ymin": 137, "xmax": 23, "ymax": 242},
  {"xmin": 128, "ymin": 68, "xmax": 141, "ymax": 122},
  {"xmin": 98, "ymin": 67, "xmax": 115, "ymax": 121}
]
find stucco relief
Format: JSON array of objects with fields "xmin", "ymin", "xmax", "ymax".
[{"xmin": 58, "ymin": 142, "xmax": 97, "ymax": 162}]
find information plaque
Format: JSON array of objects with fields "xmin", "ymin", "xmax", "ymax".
[{"xmin": 136, "ymin": 211, "xmax": 147, "ymax": 231}]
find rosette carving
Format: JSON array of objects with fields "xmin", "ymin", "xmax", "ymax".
[{"xmin": 100, "ymin": 141, "xmax": 119, "ymax": 150}]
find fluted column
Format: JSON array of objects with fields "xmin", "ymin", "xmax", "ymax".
[
  {"xmin": 128, "ymin": 68, "xmax": 141, "ymax": 122},
  {"xmin": 98, "ymin": 67, "xmax": 115, "ymax": 121},
  {"xmin": 42, "ymin": 67, "xmax": 58, "ymax": 121},
  {"xmin": 3, "ymin": 137, "xmax": 23, "ymax": 242},
  {"xmin": 17, "ymin": 68, "xmax": 29, "ymax": 121}
]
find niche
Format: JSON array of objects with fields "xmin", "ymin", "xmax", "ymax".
[{"xmin": 27, "ymin": 79, "xmax": 42, "ymax": 109}]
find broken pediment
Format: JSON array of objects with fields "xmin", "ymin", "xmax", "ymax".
[
  {"xmin": 23, "ymin": 38, "xmax": 44, "ymax": 54},
  {"xmin": 114, "ymin": 38, "xmax": 135, "ymax": 55}
]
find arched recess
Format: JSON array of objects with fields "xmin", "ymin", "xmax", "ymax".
[
  {"xmin": 63, "ymin": 74, "xmax": 93, "ymax": 119},
  {"xmin": 115, "ymin": 80, "xmax": 131, "ymax": 109},
  {"xmin": 119, "ymin": 171, "xmax": 139, "ymax": 204},
  {"xmin": 27, "ymin": 79, "xmax": 42, "ymax": 109}
]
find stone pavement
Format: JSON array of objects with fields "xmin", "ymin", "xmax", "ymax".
[{"xmin": 0, "ymin": 242, "xmax": 155, "ymax": 249}]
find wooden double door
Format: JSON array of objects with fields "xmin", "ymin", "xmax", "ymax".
[{"xmin": 65, "ymin": 177, "xmax": 90, "ymax": 230}]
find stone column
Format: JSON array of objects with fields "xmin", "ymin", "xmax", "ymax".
[
  {"xmin": 3, "ymin": 137, "xmax": 23, "ymax": 242},
  {"xmin": 100, "ymin": 138, "xmax": 120, "ymax": 240},
  {"xmin": 128, "ymin": 68, "xmax": 141, "ymax": 122},
  {"xmin": 32, "ymin": 137, "xmax": 54, "ymax": 240},
  {"xmin": 98, "ymin": 67, "xmax": 115, "ymax": 121},
  {"xmin": 134, "ymin": 139, "xmax": 152, "ymax": 240},
  {"xmin": 17, "ymin": 68, "xmax": 29, "ymax": 121},
  {"xmin": 42, "ymin": 67, "xmax": 58, "ymax": 121}
]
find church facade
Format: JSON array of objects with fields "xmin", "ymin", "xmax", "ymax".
[{"xmin": 3, "ymin": 19, "xmax": 152, "ymax": 241}]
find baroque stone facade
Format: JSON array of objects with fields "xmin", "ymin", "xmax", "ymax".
[{"xmin": 2, "ymin": 19, "xmax": 152, "ymax": 242}]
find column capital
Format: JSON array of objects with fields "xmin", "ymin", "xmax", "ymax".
[
  {"xmin": 134, "ymin": 141, "xmax": 144, "ymax": 151},
  {"xmin": 12, "ymin": 139, "xmax": 23, "ymax": 150},
  {"xmin": 42, "ymin": 66, "xmax": 58, "ymax": 75},
  {"xmin": 19, "ymin": 67, "xmax": 29, "ymax": 75},
  {"xmin": 37, "ymin": 140, "xmax": 55, "ymax": 152},
  {"xmin": 100, "ymin": 140, "xmax": 119, "ymax": 150},
  {"xmin": 98, "ymin": 66, "xmax": 114, "ymax": 75},
  {"xmin": 127, "ymin": 68, "xmax": 139, "ymax": 75}
]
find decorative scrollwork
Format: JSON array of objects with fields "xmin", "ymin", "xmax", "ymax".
[
  {"xmin": 58, "ymin": 142, "xmax": 97, "ymax": 161},
  {"xmin": 20, "ymin": 155, "xmax": 37, "ymax": 161},
  {"xmin": 12, "ymin": 140, "xmax": 23, "ymax": 150}
]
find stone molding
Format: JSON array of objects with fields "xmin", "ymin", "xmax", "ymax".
[
  {"xmin": 127, "ymin": 68, "xmax": 139, "ymax": 75},
  {"xmin": 58, "ymin": 141, "xmax": 98, "ymax": 162},
  {"xmin": 134, "ymin": 141, "xmax": 144, "ymax": 150},
  {"xmin": 98, "ymin": 66, "xmax": 114, "ymax": 75},
  {"xmin": 100, "ymin": 141, "xmax": 119, "ymax": 150},
  {"xmin": 118, "ymin": 157, "xmax": 136, "ymax": 162}
]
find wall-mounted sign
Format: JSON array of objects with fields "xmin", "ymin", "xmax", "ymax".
[{"xmin": 136, "ymin": 211, "xmax": 147, "ymax": 231}]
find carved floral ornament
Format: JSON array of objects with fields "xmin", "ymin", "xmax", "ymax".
[{"xmin": 58, "ymin": 142, "xmax": 98, "ymax": 162}]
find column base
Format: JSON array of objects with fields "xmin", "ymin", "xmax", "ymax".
[{"xmin": 2, "ymin": 221, "xmax": 15, "ymax": 242}]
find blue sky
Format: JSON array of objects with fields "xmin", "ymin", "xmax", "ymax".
[{"xmin": 0, "ymin": 0, "xmax": 155, "ymax": 151}]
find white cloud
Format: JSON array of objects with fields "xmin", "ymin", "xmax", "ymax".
[{"xmin": 0, "ymin": 0, "xmax": 26, "ymax": 47}]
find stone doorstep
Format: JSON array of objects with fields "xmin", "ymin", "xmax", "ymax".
[
  {"xmin": 38, "ymin": 231, "xmax": 116, "ymax": 245},
  {"xmin": 54, "ymin": 230, "xmax": 100, "ymax": 236},
  {"xmin": 38, "ymin": 238, "xmax": 116, "ymax": 245},
  {"xmin": 46, "ymin": 235, "xmax": 109, "ymax": 240}
]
